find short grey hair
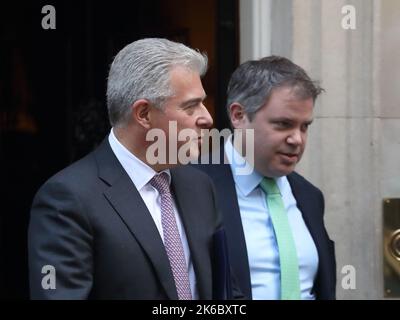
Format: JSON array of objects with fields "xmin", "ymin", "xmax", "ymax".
[
  {"xmin": 107, "ymin": 38, "xmax": 208, "ymax": 127},
  {"xmin": 226, "ymin": 56, "xmax": 323, "ymax": 121}
]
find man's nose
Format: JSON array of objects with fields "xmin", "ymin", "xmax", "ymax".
[
  {"xmin": 197, "ymin": 104, "xmax": 213, "ymax": 128},
  {"xmin": 286, "ymin": 129, "xmax": 303, "ymax": 146}
]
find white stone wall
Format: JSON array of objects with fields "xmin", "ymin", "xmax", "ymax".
[
  {"xmin": 240, "ymin": 0, "xmax": 400, "ymax": 299},
  {"xmin": 295, "ymin": 0, "xmax": 400, "ymax": 299}
]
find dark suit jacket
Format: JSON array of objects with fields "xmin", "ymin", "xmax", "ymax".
[
  {"xmin": 196, "ymin": 147, "xmax": 336, "ymax": 300},
  {"xmin": 28, "ymin": 138, "xmax": 232, "ymax": 299}
]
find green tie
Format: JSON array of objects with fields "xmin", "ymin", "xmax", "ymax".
[{"xmin": 260, "ymin": 177, "xmax": 301, "ymax": 300}]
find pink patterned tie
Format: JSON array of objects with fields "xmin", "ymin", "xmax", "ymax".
[{"xmin": 150, "ymin": 172, "xmax": 192, "ymax": 300}]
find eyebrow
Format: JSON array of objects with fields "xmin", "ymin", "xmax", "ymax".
[
  {"xmin": 271, "ymin": 117, "xmax": 314, "ymax": 125},
  {"xmin": 180, "ymin": 95, "xmax": 207, "ymax": 108},
  {"xmin": 304, "ymin": 118, "xmax": 314, "ymax": 125}
]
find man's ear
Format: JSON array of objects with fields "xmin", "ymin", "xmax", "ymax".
[
  {"xmin": 229, "ymin": 103, "xmax": 247, "ymax": 128},
  {"xmin": 131, "ymin": 99, "xmax": 152, "ymax": 129}
]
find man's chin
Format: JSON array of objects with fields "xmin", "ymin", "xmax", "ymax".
[
  {"xmin": 262, "ymin": 165, "xmax": 296, "ymax": 178},
  {"xmin": 277, "ymin": 166, "xmax": 296, "ymax": 177},
  {"xmin": 175, "ymin": 145, "xmax": 200, "ymax": 164},
  {"xmin": 187, "ymin": 149, "xmax": 200, "ymax": 163}
]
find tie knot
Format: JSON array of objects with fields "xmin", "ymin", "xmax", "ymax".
[
  {"xmin": 150, "ymin": 172, "xmax": 170, "ymax": 195},
  {"xmin": 260, "ymin": 177, "xmax": 281, "ymax": 196}
]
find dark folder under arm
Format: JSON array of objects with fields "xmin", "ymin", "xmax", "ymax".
[{"xmin": 212, "ymin": 227, "xmax": 233, "ymax": 300}]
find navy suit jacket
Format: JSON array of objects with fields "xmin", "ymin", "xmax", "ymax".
[
  {"xmin": 196, "ymin": 148, "xmax": 336, "ymax": 300},
  {"xmin": 28, "ymin": 138, "xmax": 238, "ymax": 299}
]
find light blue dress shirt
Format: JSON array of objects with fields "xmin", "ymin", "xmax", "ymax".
[{"xmin": 225, "ymin": 137, "xmax": 319, "ymax": 300}]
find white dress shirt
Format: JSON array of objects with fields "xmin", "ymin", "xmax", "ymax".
[
  {"xmin": 225, "ymin": 136, "xmax": 319, "ymax": 300},
  {"xmin": 108, "ymin": 129, "xmax": 198, "ymax": 299}
]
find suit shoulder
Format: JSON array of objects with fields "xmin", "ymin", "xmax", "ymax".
[
  {"xmin": 192, "ymin": 161, "xmax": 222, "ymax": 176},
  {"xmin": 173, "ymin": 164, "xmax": 214, "ymax": 185},
  {"xmin": 35, "ymin": 152, "xmax": 97, "ymax": 197}
]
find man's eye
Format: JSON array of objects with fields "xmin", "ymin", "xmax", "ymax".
[
  {"xmin": 183, "ymin": 104, "xmax": 196, "ymax": 110},
  {"xmin": 276, "ymin": 121, "xmax": 290, "ymax": 128},
  {"xmin": 184, "ymin": 105, "xmax": 196, "ymax": 114},
  {"xmin": 301, "ymin": 123, "xmax": 311, "ymax": 132}
]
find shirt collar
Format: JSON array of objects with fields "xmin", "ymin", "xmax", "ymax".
[
  {"xmin": 225, "ymin": 135, "xmax": 287, "ymax": 196},
  {"xmin": 225, "ymin": 135, "xmax": 263, "ymax": 196},
  {"xmin": 108, "ymin": 128, "xmax": 171, "ymax": 190}
]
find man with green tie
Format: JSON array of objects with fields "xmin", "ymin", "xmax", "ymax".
[{"xmin": 196, "ymin": 56, "xmax": 336, "ymax": 300}]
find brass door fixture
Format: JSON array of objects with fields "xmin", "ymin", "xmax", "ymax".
[{"xmin": 383, "ymin": 198, "xmax": 400, "ymax": 298}]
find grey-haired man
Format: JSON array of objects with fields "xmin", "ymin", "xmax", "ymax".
[{"xmin": 29, "ymin": 38, "xmax": 237, "ymax": 300}]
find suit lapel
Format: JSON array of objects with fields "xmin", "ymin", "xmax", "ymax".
[
  {"xmin": 202, "ymin": 144, "xmax": 253, "ymax": 299},
  {"xmin": 287, "ymin": 174, "xmax": 322, "ymax": 251},
  {"xmin": 197, "ymin": 144, "xmax": 253, "ymax": 298},
  {"xmin": 170, "ymin": 168, "xmax": 212, "ymax": 299},
  {"xmin": 94, "ymin": 139, "xmax": 178, "ymax": 299},
  {"xmin": 211, "ymin": 163, "xmax": 253, "ymax": 299},
  {"xmin": 287, "ymin": 173, "xmax": 326, "ymax": 297}
]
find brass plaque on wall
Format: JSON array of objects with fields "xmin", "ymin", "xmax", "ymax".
[{"xmin": 383, "ymin": 198, "xmax": 400, "ymax": 298}]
